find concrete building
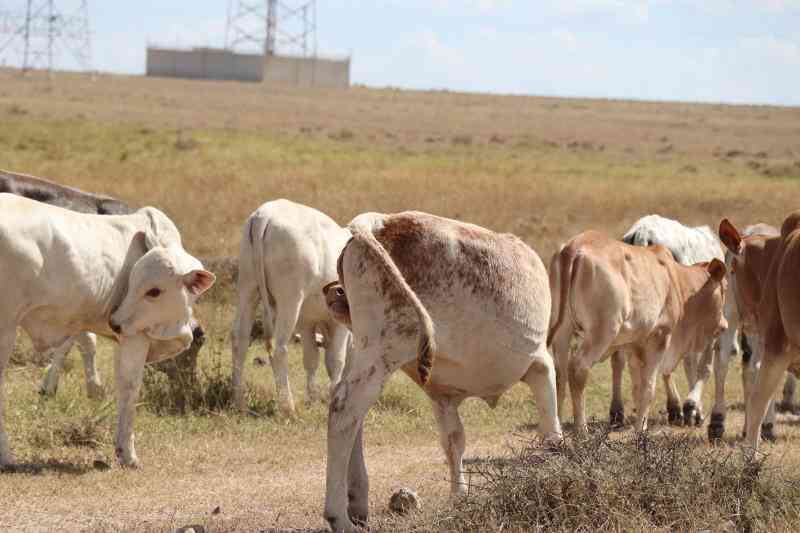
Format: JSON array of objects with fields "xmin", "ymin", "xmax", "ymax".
[
  {"xmin": 146, "ymin": 47, "xmax": 264, "ymax": 82},
  {"xmin": 146, "ymin": 46, "xmax": 350, "ymax": 88}
]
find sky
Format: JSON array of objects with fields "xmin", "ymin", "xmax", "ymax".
[{"xmin": 1, "ymin": 1, "xmax": 799, "ymax": 106}]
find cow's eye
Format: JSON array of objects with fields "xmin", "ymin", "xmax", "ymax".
[{"xmin": 146, "ymin": 288, "xmax": 162, "ymax": 298}]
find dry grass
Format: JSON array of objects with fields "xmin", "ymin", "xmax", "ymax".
[{"xmin": 0, "ymin": 68, "xmax": 799, "ymax": 531}]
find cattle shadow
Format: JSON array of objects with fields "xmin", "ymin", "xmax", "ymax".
[{"xmin": 0, "ymin": 459, "xmax": 99, "ymax": 476}]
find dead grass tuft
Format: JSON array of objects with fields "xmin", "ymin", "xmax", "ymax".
[
  {"xmin": 395, "ymin": 427, "xmax": 800, "ymax": 532},
  {"xmin": 141, "ymin": 353, "xmax": 275, "ymax": 417}
]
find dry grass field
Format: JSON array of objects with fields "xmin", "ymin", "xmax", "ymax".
[{"xmin": 1, "ymin": 68, "xmax": 800, "ymax": 532}]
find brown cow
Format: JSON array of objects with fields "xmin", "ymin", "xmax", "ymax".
[
  {"xmin": 712, "ymin": 222, "xmax": 781, "ymax": 441},
  {"xmin": 719, "ymin": 214, "xmax": 800, "ymax": 449},
  {"xmin": 548, "ymin": 231, "xmax": 727, "ymax": 432}
]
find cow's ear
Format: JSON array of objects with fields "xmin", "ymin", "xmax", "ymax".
[
  {"xmin": 183, "ymin": 269, "xmax": 216, "ymax": 296},
  {"xmin": 707, "ymin": 258, "xmax": 727, "ymax": 282},
  {"xmin": 718, "ymin": 219, "xmax": 742, "ymax": 255},
  {"xmin": 132, "ymin": 230, "xmax": 159, "ymax": 252}
]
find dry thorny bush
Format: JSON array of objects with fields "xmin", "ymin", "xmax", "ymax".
[
  {"xmin": 387, "ymin": 426, "xmax": 800, "ymax": 533},
  {"xmin": 140, "ymin": 352, "xmax": 276, "ymax": 417}
]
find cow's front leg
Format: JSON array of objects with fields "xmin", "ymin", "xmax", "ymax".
[
  {"xmin": 77, "ymin": 332, "xmax": 104, "ymax": 399},
  {"xmin": 636, "ymin": 356, "xmax": 661, "ymax": 433},
  {"xmin": 779, "ymin": 374, "xmax": 797, "ymax": 413},
  {"xmin": 684, "ymin": 343, "xmax": 714, "ymax": 427},
  {"xmin": 609, "ymin": 350, "xmax": 626, "ymax": 428},
  {"xmin": 662, "ymin": 372, "xmax": 682, "ymax": 426},
  {"xmin": 40, "ymin": 337, "xmax": 75, "ymax": 397},
  {"xmin": 745, "ymin": 351, "xmax": 792, "ymax": 450},
  {"xmin": 710, "ymin": 325, "xmax": 737, "ymax": 441},
  {"xmin": 0, "ymin": 327, "xmax": 18, "ymax": 465},
  {"xmin": 114, "ymin": 334, "xmax": 149, "ymax": 468},
  {"xmin": 325, "ymin": 364, "xmax": 385, "ymax": 533}
]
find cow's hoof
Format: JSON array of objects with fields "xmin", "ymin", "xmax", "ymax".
[
  {"xmin": 761, "ymin": 423, "xmax": 776, "ymax": 442},
  {"xmin": 777, "ymin": 401, "xmax": 797, "ymax": 414},
  {"xmin": 38, "ymin": 386, "xmax": 56, "ymax": 397},
  {"xmin": 608, "ymin": 407, "xmax": 625, "ymax": 429},
  {"xmin": 667, "ymin": 404, "xmax": 682, "ymax": 426},
  {"xmin": 115, "ymin": 448, "xmax": 141, "ymax": 469},
  {"xmin": 708, "ymin": 413, "xmax": 725, "ymax": 443},
  {"xmin": 325, "ymin": 514, "xmax": 361, "ymax": 533},
  {"xmin": 683, "ymin": 400, "xmax": 702, "ymax": 427}
]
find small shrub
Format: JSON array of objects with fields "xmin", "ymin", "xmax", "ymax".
[
  {"xmin": 451, "ymin": 134, "xmax": 473, "ymax": 146},
  {"xmin": 141, "ymin": 353, "xmax": 275, "ymax": 417},
  {"xmin": 329, "ymin": 128, "xmax": 355, "ymax": 141},
  {"xmin": 174, "ymin": 130, "xmax": 199, "ymax": 151}
]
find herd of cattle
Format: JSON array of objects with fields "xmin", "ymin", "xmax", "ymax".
[{"xmin": 2, "ymin": 168, "xmax": 800, "ymax": 532}]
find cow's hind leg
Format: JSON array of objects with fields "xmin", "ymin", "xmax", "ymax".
[
  {"xmin": 522, "ymin": 345, "xmax": 563, "ymax": 441},
  {"xmin": 39, "ymin": 337, "xmax": 75, "ymax": 397},
  {"xmin": 77, "ymin": 333, "xmax": 103, "ymax": 399},
  {"xmin": 270, "ymin": 295, "xmax": 304, "ymax": 414},
  {"xmin": 549, "ymin": 321, "xmax": 573, "ymax": 424},
  {"xmin": 569, "ymin": 327, "xmax": 616, "ymax": 433},
  {"xmin": 231, "ymin": 277, "xmax": 259, "ymax": 411},
  {"xmin": 609, "ymin": 350, "xmax": 626, "ymax": 428},
  {"xmin": 325, "ymin": 361, "xmax": 386, "ymax": 533},
  {"xmin": 324, "ymin": 324, "xmax": 349, "ymax": 394},
  {"xmin": 301, "ymin": 324, "xmax": 321, "ymax": 403},
  {"xmin": 431, "ymin": 396, "xmax": 467, "ymax": 496},
  {"xmin": 0, "ymin": 326, "xmax": 17, "ymax": 465}
]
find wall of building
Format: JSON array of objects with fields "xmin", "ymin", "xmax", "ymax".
[
  {"xmin": 146, "ymin": 47, "xmax": 350, "ymax": 88},
  {"xmin": 263, "ymin": 55, "xmax": 350, "ymax": 88},
  {"xmin": 146, "ymin": 47, "xmax": 263, "ymax": 82}
]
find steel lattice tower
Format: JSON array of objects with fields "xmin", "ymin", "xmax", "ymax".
[
  {"xmin": 0, "ymin": 0, "xmax": 92, "ymax": 72},
  {"xmin": 226, "ymin": 0, "xmax": 317, "ymax": 57}
]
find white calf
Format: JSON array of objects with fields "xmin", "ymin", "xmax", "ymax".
[{"xmin": 231, "ymin": 199, "xmax": 351, "ymax": 414}]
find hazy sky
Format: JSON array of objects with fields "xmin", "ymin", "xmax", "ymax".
[{"xmin": 2, "ymin": 1, "xmax": 799, "ymax": 105}]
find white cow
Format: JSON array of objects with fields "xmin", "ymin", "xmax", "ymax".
[
  {"xmin": 231, "ymin": 199, "xmax": 351, "ymax": 414},
  {"xmin": 0, "ymin": 194, "xmax": 214, "ymax": 467},
  {"xmin": 614, "ymin": 214, "xmax": 725, "ymax": 427},
  {"xmin": 322, "ymin": 211, "xmax": 561, "ymax": 533}
]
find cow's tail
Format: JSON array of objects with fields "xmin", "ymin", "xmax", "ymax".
[
  {"xmin": 547, "ymin": 244, "xmax": 580, "ymax": 347},
  {"xmin": 351, "ymin": 225, "xmax": 437, "ymax": 385},
  {"xmin": 249, "ymin": 214, "xmax": 274, "ymax": 350}
]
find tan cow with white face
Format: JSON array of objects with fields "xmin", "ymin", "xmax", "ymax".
[
  {"xmin": 719, "ymin": 213, "xmax": 800, "ymax": 450},
  {"xmin": 322, "ymin": 211, "xmax": 561, "ymax": 533},
  {"xmin": 548, "ymin": 231, "xmax": 727, "ymax": 433}
]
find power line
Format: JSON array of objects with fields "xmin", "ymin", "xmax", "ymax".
[{"xmin": 0, "ymin": 0, "xmax": 92, "ymax": 72}]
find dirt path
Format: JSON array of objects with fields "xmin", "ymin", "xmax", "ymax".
[{"xmin": 1, "ymin": 432, "xmax": 510, "ymax": 532}]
